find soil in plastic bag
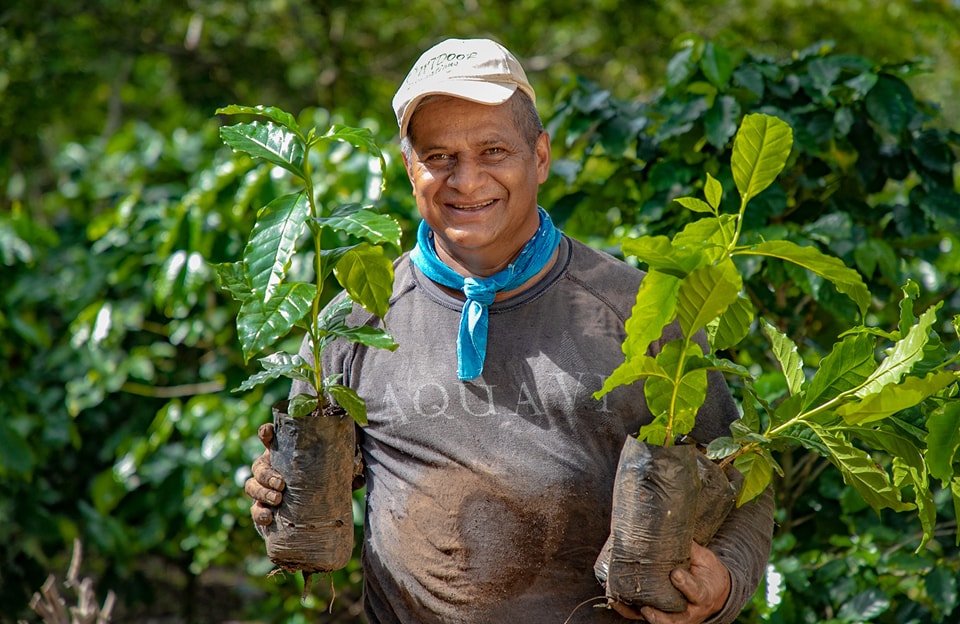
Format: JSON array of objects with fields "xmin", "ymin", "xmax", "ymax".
[
  {"xmin": 595, "ymin": 444, "xmax": 739, "ymax": 591},
  {"xmin": 261, "ymin": 400, "xmax": 356, "ymax": 575},
  {"xmin": 594, "ymin": 438, "xmax": 702, "ymax": 613}
]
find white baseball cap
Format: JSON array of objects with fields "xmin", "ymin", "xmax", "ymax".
[{"xmin": 392, "ymin": 38, "xmax": 537, "ymax": 139}]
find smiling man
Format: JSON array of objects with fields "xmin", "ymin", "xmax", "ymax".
[{"xmin": 246, "ymin": 38, "xmax": 774, "ymax": 624}]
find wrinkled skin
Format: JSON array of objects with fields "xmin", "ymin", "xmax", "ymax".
[
  {"xmin": 244, "ymin": 423, "xmax": 284, "ymax": 527},
  {"xmin": 609, "ymin": 542, "xmax": 731, "ymax": 623}
]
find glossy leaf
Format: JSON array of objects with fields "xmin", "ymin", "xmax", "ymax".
[
  {"xmin": 708, "ymin": 295, "xmax": 754, "ymax": 352},
  {"xmin": 731, "ymin": 113, "xmax": 793, "ymax": 204},
  {"xmin": 235, "ymin": 352, "xmax": 312, "ymax": 392},
  {"xmin": 243, "ymin": 191, "xmax": 309, "ymax": 296},
  {"xmin": 621, "ymin": 235, "xmax": 703, "ymax": 276},
  {"xmin": 853, "ymin": 427, "xmax": 935, "ymax": 549},
  {"xmin": 333, "ymin": 243, "xmax": 395, "ymax": 319},
  {"xmin": 704, "ymin": 172, "xmax": 723, "ymax": 210},
  {"xmin": 675, "ymin": 197, "xmax": 714, "ymax": 214},
  {"xmin": 316, "ymin": 208, "xmax": 402, "ymax": 249},
  {"xmin": 677, "ymin": 260, "xmax": 742, "ymax": 338},
  {"xmin": 216, "ymin": 104, "xmax": 302, "ymax": 136},
  {"xmin": 288, "ymin": 393, "xmax": 319, "ymax": 419},
  {"xmin": 673, "ymin": 214, "xmax": 738, "ymax": 262},
  {"xmin": 622, "ymin": 270, "xmax": 681, "ymax": 361},
  {"xmin": 211, "ymin": 260, "xmax": 252, "ymax": 302},
  {"xmin": 220, "ymin": 121, "xmax": 305, "ymax": 179},
  {"xmin": 327, "ymin": 383, "xmax": 368, "ymax": 426},
  {"xmin": 854, "ymin": 304, "xmax": 940, "ymax": 398},
  {"xmin": 597, "ymin": 353, "xmax": 665, "ymax": 400},
  {"xmin": 838, "ymin": 371, "xmax": 957, "ymax": 425},
  {"xmin": 761, "ymin": 319, "xmax": 805, "ymax": 397},
  {"xmin": 803, "ymin": 333, "xmax": 876, "ymax": 410},
  {"xmin": 734, "ymin": 450, "xmax": 774, "ymax": 506},
  {"xmin": 807, "ymin": 422, "xmax": 913, "ymax": 513},
  {"xmin": 236, "ymin": 282, "xmax": 315, "ymax": 362},
  {"xmin": 739, "ymin": 240, "xmax": 870, "ymax": 317}
]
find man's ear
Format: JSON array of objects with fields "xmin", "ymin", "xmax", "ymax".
[{"xmin": 535, "ymin": 131, "xmax": 551, "ymax": 185}]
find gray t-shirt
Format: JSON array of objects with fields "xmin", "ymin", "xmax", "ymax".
[{"xmin": 302, "ymin": 235, "xmax": 773, "ymax": 623}]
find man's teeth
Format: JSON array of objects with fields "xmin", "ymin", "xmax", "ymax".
[{"xmin": 453, "ymin": 200, "xmax": 495, "ymax": 210}]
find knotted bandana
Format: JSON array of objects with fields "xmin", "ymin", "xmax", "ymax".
[{"xmin": 410, "ymin": 207, "xmax": 562, "ymax": 380}]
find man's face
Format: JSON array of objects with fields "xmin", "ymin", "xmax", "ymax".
[{"xmin": 403, "ymin": 95, "xmax": 550, "ymax": 276}]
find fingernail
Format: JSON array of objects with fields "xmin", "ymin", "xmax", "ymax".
[
  {"xmin": 269, "ymin": 476, "xmax": 282, "ymax": 490},
  {"xmin": 269, "ymin": 491, "xmax": 281, "ymax": 505}
]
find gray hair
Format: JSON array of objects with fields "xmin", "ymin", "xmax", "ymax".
[{"xmin": 400, "ymin": 90, "xmax": 544, "ymax": 162}]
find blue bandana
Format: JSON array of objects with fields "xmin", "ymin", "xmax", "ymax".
[{"xmin": 410, "ymin": 207, "xmax": 562, "ymax": 381}]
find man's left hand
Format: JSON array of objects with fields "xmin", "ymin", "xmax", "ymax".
[{"xmin": 610, "ymin": 542, "xmax": 731, "ymax": 623}]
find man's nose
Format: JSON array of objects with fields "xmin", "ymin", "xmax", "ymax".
[{"xmin": 446, "ymin": 158, "xmax": 486, "ymax": 192}]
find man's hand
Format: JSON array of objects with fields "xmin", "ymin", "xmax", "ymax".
[
  {"xmin": 610, "ymin": 542, "xmax": 731, "ymax": 623},
  {"xmin": 243, "ymin": 422, "xmax": 286, "ymax": 526}
]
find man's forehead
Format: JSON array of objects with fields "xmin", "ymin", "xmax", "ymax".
[{"xmin": 408, "ymin": 96, "xmax": 517, "ymax": 142}]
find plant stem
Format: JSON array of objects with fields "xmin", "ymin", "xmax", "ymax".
[{"xmin": 302, "ymin": 145, "xmax": 326, "ymax": 405}]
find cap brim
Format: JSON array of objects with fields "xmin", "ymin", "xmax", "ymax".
[{"xmin": 397, "ymin": 80, "xmax": 520, "ymax": 139}]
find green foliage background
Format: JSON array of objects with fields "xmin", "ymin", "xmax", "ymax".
[{"xmin": 3, "ymin": 1, "xmax": 960, "ymax": 622}]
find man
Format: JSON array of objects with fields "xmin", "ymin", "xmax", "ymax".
[{"xmin": 245, "ymin": 38, "xmax": 774, "ymax": 623}]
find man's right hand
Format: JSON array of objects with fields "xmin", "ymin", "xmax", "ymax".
[{"xmin": 244, "ymin": 422, "xmax": 286, "ymax": 526}]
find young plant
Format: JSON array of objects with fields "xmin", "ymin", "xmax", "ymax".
[
  {"xmin": 212, "ymin": 105, "xmax": 400, "ymax": 581},
  {"xmin": 596, "ymin": 113, "xmax": 960, "ymax": 548},
  {"xmin": 213, "ymin": 105, "xmax": 399, "ymax": 422}
]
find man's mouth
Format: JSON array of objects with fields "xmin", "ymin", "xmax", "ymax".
[{"xmin": 450, "ymin": 199, "xmax": 496, "ymax": 211}]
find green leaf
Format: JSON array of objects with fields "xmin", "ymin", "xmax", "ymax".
[
  {"xmin": 734, "ymin": 450, "xmax": 773, "ymax": 506},
  {"xmin": 738, "ymin": 240, "xmax": 870, "ymax": 317},
  {"xmin": 899, "ymin": 279, "xmax": 920, "ymax": 337},
  {"xmin": 288, "ymin": 393, "xmax": 319, "ymax": 418},
  {"xmin": 852, "ymin": 427, "xmax": 935, "ymax": 548},
  {"xmin": 706, "ymin": 436, "xmax": 740, "ymax": 460},
  {"xmin": 234, "ymin": 352, "xmax": 312, "ymax": 392},
  {"xmin": 327, "ymin": 383, "xmax": 368, "ymax": 426},
  {"xmin": 701, "ymin": 41, "xmax": 735, "ymax": 89},
  {"xmin": 865, "ymin": 74, "xmax": 916, "ymax": 136},
  {"xmin": 675, "ymin": 197, "xmax": 715, "ymax": 215},
  {"xmin": 622, "ymin": 270, "xmax": 681, "ymax": 360},
  {"xmin": 332, "ymin": 325, "xmax": 399, "ymax": 351},
  {"xmin": 237, "ymin": 282, "xmax": 315, "ymax": 362},
  {"xmin": 319, "ymin": 124, "xmax": 383, "ymax": 158},
  {"xmin": 704, "ymin": 172, "xmax": 723, "ymax": 210},
  {"xmin": 216, "ymin": 104, "xmax": 302, "ymax": 136},
  {"xmin": 855, "ymin": 304, "xmax": 940, "ymax": 398},
  {"xmin": 806, "ymin": 422, "xmax": 913, "ymax": 513},
  {"xmin": 220, "ymin": 121, "xmax": 305, "ymax": 179},
  {"xmin": 677, "ymin": 260, "xmax": 742, "ymax": 338},
  {"xmin": 761, "ymin": 319, "xmax": 805, "ymax": 397},
  {"xmin": 838, "ymin": 371, "xmax": 957, "ymax": 425},
  {"xmin": 596, "ymin": 354, "xmax": 665, "ymax": 399},
  {"xmin": 244, "ymin": 191, "xmax": 309, "ymax": 296},
  {"xmin": 333, "ymin": 243, "xmax": 395, "ymax": 319},
  {"xmin": 316, "ymin": 208, "xmax": 402, "ymax": 249},
  {"xmin": 212, "ymin": 260, "xmax": 253, "ymax": 302},
  {"xmin": 708, "ymin": 295, "xmax": 754, "ymax": 352},
  {"xmin": 731, "ymin": 113, "xmax": 793, "ymax": 204},
  {"xmin": 803, "ymin": 333, "xmax": 876, "ymax": 410},
  {"xmin": 644, "ymin": 340, "xmax": 708, "ymax": 437},
  {"xmin": 674, "ymin": 215, "xmax": 738, "ymax": 262},
  {"xmin": 926, "ymin": 401, "xmax": 960, "ymax": 484},
  {"xmin": 621, "ymin": 235, "xmax": 703, "ymax": 276}
]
